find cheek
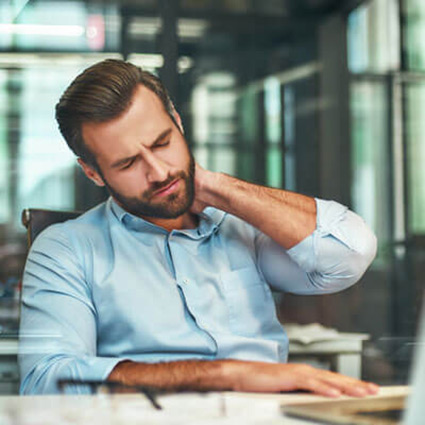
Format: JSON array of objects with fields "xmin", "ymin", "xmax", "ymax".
[
  {"xmin": 167, "ymin": 143, "xmax": 191, "ymax": 169},
  {"xmin": 108, "ymin": 169, "xmax": 148, "ymax": 195}
]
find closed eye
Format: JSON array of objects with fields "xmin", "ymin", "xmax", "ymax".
[
  {"xmin": 152, "ymin": 139, "xmax": 170, "ymax": 149},
  {"xmin": 120, "ymin": 157, "xmax": 136, "ymax": 170}
]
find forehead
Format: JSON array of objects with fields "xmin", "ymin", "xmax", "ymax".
[{"xmin": 81, "ymin": 85, "xmax": 172, "ymax": 161}]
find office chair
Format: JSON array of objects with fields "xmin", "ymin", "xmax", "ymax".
[{"xmin": 21, "ymin": 208, "xmax": 82, "ymax": 246}]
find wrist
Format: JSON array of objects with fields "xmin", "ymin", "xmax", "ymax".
[
  {"xmin": 108, "ymin": 360, "xmax": 137, "ymax": 386},
  {"xmin": 219, "ymin": 359, "xmax": 243, "ymax": 391}
]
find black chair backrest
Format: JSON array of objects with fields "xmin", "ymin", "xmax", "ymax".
[{"xmin": 21, "ymin": 209, "xmax": 82, "ymax": 247}]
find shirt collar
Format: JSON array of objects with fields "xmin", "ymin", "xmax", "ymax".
[
  {"xmin": 197, "ymin": 207, "xmax": 226, "ymax": 237},
  {"xmin": 108, "ymin": 197, "xmax": 226, "ymax": 237}
]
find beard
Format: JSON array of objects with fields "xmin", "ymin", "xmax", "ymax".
[{"xmin": 100, "ymin": 152, "xmax": 195, "ymax": 220}]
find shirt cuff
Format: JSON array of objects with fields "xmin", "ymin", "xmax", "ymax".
[
  {"xmin": 19, "ymin": 355, "xmax": 129, "ymax": 395},
  {"xmin": 79, "ymin": 355, "xmax": 128, "ymax": 382}
]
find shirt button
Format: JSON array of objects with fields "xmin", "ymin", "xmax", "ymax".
[{"xmin": 183, "ymin": 278, "xmax": 189, "ymax": 285}]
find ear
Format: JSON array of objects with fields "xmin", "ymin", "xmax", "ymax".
[{"xmin": 77, "ymin": 158, "xmax": 105, "ymax": 187}]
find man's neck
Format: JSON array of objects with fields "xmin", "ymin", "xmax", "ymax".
[{"xmin": 142, "ymin": 211, "xmax": 199, "ymax": 232}]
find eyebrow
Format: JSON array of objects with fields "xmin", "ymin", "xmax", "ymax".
[{"xmin": 110, "ymin": 128, "xmax": 172, "ymax": 169}]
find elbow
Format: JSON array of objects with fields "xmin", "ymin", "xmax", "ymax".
[
  {"xmin": 347, "ymin": 235, "xmax": 378, "ymax": 285},
  {"xmin": 306, "ymin": 209, "xmax": 378, "ymax": 294},
  {"xmin": 20, "ymin": 366, "xmax": 56, "ymax": 396},
  {"xmin": 309, "ymin": 230, "xmax": 378, "ymax": 294},
  {"xmin": 20, "ymin": 369, "xmax": 46, "ymax": 395},
  {"xmin": 354, "ymin": 225, "xmax": 378, "ymax": 275},
  {"xmin": 19, "ymin": 355, "xmax": 73, "ymax": 395},
  {"xmin": 345, "ymin": 212, "xmax": 378, "ymax": 278},
  {"xmin": 333, "ymin": 231, "xmax": 378, "ymax": 290}
]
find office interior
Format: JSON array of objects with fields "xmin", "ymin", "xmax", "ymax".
[{"xmin": 0, "ymin": 0, "xmax": 424, "ymax": 396}]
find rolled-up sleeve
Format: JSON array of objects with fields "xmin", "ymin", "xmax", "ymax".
[
  {"xmin": 19, "ymin": 226, "xmax": 125, "ymax": 395},
  {"xmin": 256, "ymin": 198, "xmax": 377, "ymax": 294}
]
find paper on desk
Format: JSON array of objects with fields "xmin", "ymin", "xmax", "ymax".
[{"xmin": 284, "ymin": 323, "xmax": 340, "ymax": 344}]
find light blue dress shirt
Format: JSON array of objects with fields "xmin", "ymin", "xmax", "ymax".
[{"xmin": 19, "ymin": 197, "xmax": 377, "ymax": 394}]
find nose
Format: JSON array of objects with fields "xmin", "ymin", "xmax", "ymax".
[{"xmin": 144, "ymin": 151, "xmax": 169, "ymax": 184}]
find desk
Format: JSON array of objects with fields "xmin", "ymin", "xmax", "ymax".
[{"xmin": 0, "ymin": 386, "xmax": 408, "ymax": 425}]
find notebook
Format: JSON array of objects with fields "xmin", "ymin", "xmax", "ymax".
[{"xmin": 281, "ymin": 293, "xmax": 425, "ymax": 425}]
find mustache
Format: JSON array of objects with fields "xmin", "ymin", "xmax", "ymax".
[{"xmin": 144, "ymin": 170, "xmax": 187, "ymax": 198}]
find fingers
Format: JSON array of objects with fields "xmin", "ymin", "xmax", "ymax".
[
  {"xmin": 229, "ymin": 361, "xmax": 380, "ymax": 397},
  {"xmin": 293, "ymin": 366, "xmax": 379, "ymax": 398},
  {"xmin": 317, "ymin": 369, "xmax": 379, "ymax": 397},
  {"xmin": 302, "ymin": 377, "xmax": 343, "ymax": 398}
]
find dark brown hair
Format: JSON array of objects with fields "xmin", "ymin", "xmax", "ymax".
[{"xmin": 55, "ymin": 59, "xmax": 175, "ymax": 167}]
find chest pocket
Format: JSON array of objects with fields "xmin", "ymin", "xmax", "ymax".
[{"xmin": 220, "ymin": 266, "xmax": 278, "ymax": 337}]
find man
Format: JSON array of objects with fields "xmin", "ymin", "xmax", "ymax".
[{"xmin": 19, "ymin": 59, "xmax": 378, "ymax": 397}]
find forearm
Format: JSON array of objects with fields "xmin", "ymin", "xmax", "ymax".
[
  {"xmin": 198, "ymin": 171, "xmax": 316, "ymax": 249},
  {"xmin": 108, "ymin": 359, "xmax": 379, "ymax": 397},
  {"xmin": 108, "ymin": 359, "xmax": 234, "ymax": 391}
]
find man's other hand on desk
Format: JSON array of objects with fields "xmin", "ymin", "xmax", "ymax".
[
  {"xmin": 108, "ymin": 359, "xmax": 379, "ymax": 398},
  {"xmin": 227, "ymin": 361, "xmax": 379, "ymax": 397}
]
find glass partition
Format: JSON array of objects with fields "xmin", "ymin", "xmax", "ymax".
[
  {"xmin": 347, "ymin": 0, "xmax": 399, "ymax": 73},
  {"xmin": 404, "ymin": 0, "xmax": 425, "ymax": 71},
  {"xmin": 405, "ymin": 83, "xmax": 425, "ymax": 234},
  {"xmin": 350, "ymin": 80, "xmax": 390, "ymax": 265},
  {"xmin": 348, "ymin": 0, "xmax": 425, "ymax": 386}
]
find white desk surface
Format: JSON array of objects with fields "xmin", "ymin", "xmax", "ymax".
[
  {"xmin": 0, "ymin": 332, "xmax": 369, "ymax": 356},
  {"xmin": 0, "ymin": 386, "xmax": 409, "ymax": 425},
  {"xmin": 289, "ymin": 332, "xmax": 369, "ymax": 354},
  {"xmin": 0, "ymin": 337, "xmax": 18, "ymax": 356}
]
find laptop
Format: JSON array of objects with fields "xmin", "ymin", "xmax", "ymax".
[
  {"xmin": 403, "ymin": 295, "xmax": 425, "ymax": 425},
  {"xmin": 281, "ymin": 293, "xmax": 425, "ymax": 425}
]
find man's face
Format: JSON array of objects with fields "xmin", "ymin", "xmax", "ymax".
[{"xmin": 80, "ymin": 85, "xmax": 195, "ymax": 220}]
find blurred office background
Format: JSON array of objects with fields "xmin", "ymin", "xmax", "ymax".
[{"xmin": 0, "ymin": 0, "xmax": 424, "ymax": 394}]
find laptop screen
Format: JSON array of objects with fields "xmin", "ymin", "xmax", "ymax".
[{"xmin": 403, "ymin": 292, "xmax": 425, "ymax": 425}]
